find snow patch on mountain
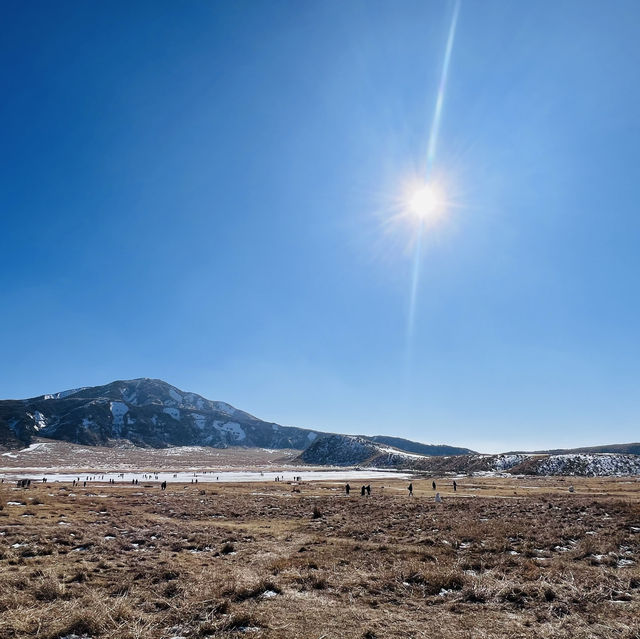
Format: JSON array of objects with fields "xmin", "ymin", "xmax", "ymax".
[
  {"xmin": 44, "ymin": 387, "xmax": 87, "ymax": 400},
  {"xmin": 182, "ymin": 393, "xmax": 205, "ymax": 410},
  {"xmin": 192, "ymin": 413, "xmax": 207, "ymax": 430},
  {"xmin": 219, "ymin": 421, "xmax": 246, "ymax": 441},
  {"xmin": 375, "ymin": 446, "xmax": 426, "ymax": 459},
  {"xmin": 110, "ymin": 402, "xmax": 128, "ymax": 426},
  {"xmin": 214, "ymin": 402, "xmax": 236, "ymax": 416},
  {"xmin": 120, "ymin": 386, "xmax": 139, "ymax": 405},
  {"xmin": 491, "ymin": 454, "xmax": 530, "ymax": 471},
  {"xmin": 531, "ymin": 453, "xmax": 640, "ymax": 476},
  {"xmin": 32, "ymin": 411, "xmax": 47, "ymax": 431},
  {"xmin": 163, "ymin": 407, "xmax": 181, "ymax": 420}
]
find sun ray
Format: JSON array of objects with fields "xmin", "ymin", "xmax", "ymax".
[{"xmin": 406, "ymin": 0, "xmax": 461, "ymax": 366}]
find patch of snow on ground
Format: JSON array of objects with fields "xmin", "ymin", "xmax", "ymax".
[
  {"xmin": 3, "ymin": 443, "xmax": 49, "ymax": 457},
  {"xmin": 22, "ymin": 442, "xmax": 48, "ymax": 453},
  {"xmin": 162, "ymin": 446, "xmax": 208, "ymax": 454}
]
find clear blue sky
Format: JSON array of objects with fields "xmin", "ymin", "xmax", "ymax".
[{"xmin": 2, "ymin": 1, "xmax": 639, "ymax": 453}]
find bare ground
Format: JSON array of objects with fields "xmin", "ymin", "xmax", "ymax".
[
  {"xmin": 0, "ymin": 440, "xmax": 300, "ymax": 473},
  {"xmin": 0, "ymin": 476, "xmax": 639, "ymax": 638}
]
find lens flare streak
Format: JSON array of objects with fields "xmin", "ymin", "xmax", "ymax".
[
  {"xmin": 406, "ymin": 0, "xmax": 461, "ymax": 356},
  {"xmin": 426, "ymin": 0, "xmax": 460, "ymax": 178}
]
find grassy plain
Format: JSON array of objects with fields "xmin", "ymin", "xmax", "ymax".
[{"xmin": 1, "ymin": 476, "xmax": 639, "ymax": 639}]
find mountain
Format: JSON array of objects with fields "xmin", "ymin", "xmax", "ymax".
[{"xmin": 0, "ymin": 378, "xmax": 323, "ymax": 450}]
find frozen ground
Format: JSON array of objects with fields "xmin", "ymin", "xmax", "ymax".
[
  {"xmin": 0, "ymin": 439, "xmax": 411, "ymax": 483},
  {"xmin": 0, "ymin": 469, "xmax": 411, "ymax": 484}
]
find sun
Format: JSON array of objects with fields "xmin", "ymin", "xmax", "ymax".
[{"xmin": 407, "ymin": 182, "xmax": 445, "ymax": 222}]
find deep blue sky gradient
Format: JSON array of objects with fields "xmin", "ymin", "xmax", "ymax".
[{"xmin": 2, "ymin": 1, "xmax": 639, "ymax": 452}]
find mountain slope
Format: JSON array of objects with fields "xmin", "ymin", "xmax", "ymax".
[
  {"xmin": 298, "ymin": 434, "xmax": 436, "ymax": 467},
  {"xmin": 366, "ymin": 435, "xmax": 475, "ymax": 456},
  {"xmin": 509, "ymin": 453, "xmax": 640, "ymax": 476},
  {"xmin": 0, "ymin": 379, "xmax": 322, "ymax": 450},
  {"xmin": 505, "ymin": 443, "xmax": 640, "ymax": 456}
]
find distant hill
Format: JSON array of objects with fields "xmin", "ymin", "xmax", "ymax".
[
  {"xmin": 298, "ymin": 438, "xmax": 640, "ymax": 477},
  {"xmin": 366, "ymin": 435, "xmax": 475, "ymax": 456},
  {"xmin": 507, "ymin": 453, "xmax": 640, "ymax": 476},
  {"xmin": 298, "ymin": 434, "xmax": 474, "ymax": 468},
  {"xmin": 298, "ymin": 434, "xmax": 431, "ymax": 467},
  {"xmin": 504, "ymin": 443, "xmax": 640, "ymax": 456}
]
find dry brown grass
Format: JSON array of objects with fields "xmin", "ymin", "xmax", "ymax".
[{"xmin": 0, "ymin": 477, "xmax": 639, "ymax": 638}]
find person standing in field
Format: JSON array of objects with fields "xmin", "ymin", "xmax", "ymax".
[
  {"xmin": 432, "ymin": 480, "xmax": 436, "ymax": 491},
  {"xmin": 453, "ymin": 480, "xmax": 457, "ymax": 492},
  {"xmin": 361, "ymin": 485, "xmax": 366, "ymax": 496},
  {"xmin": 408, "ymin": 483, "xmax": 413, "ymax": 496},
  {"xmin": 345, "ymin": 484, "xmax": 351, "ymax": 495}
]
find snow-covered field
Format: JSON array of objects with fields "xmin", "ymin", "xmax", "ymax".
[
  {"xmin": 0, "ymin": 439, "xmax": 412, "ymax": 483},
  {"xmin": 0, "ymin": 469, "xmax": 411, "ymax": 484}
]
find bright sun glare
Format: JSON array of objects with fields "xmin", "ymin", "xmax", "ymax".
[{"xmin": 408, "ymin": 183, "xmax": 445, "ymax": 222}]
